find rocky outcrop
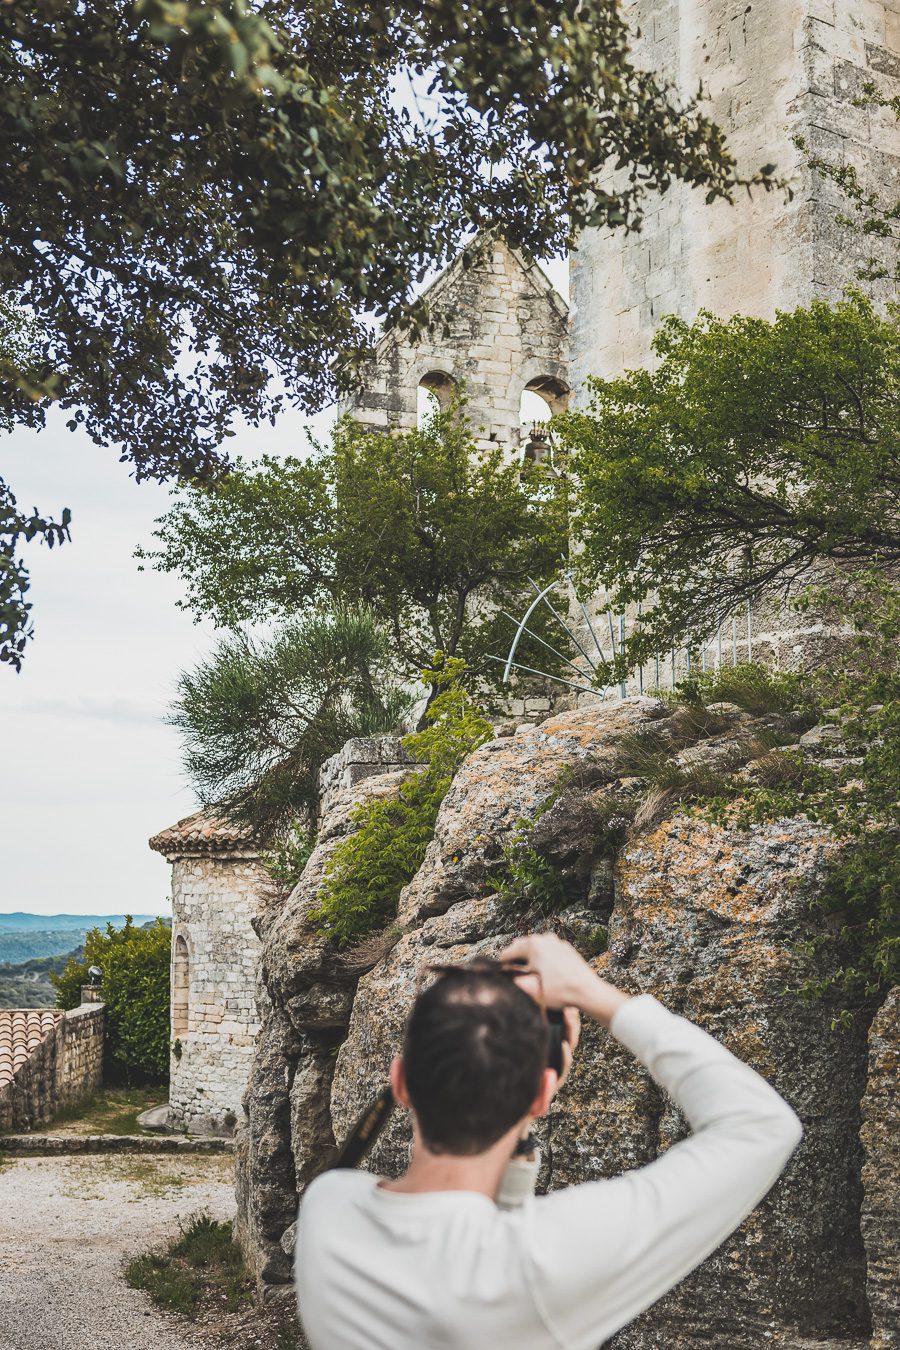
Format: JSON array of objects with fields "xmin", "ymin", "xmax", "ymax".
[
  {"xmin": 235, "ymin": 767, "xmax": 411, "ymax": 1283},
  {"xmin": 860, "ymin": 988, "xmax": 899, "ymax": 1350},
  {"xmin": 236, "ymin": 700, "xmax": 895, "ymax": 1346}
]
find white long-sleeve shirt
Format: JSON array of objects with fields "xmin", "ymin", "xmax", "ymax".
[{"xmin": 295, "ymin": 995, "xmax": 802, "ymax": 1350}]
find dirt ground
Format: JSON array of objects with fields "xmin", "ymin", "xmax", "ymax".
[{"xmin": 0, "ymin": 1150, "xmax": 237, "ymax": 1350}]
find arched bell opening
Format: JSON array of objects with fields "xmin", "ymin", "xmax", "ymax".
[
  {"xmin": 416, "ymin": 370, "xmax": 458, "ymax": 427},
  {"xmin": 519, "ymin": 376, "xmax": 570, "ymax": 466}
]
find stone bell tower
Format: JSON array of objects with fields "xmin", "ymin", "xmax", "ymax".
[{"xmin": 570, "ymin": 0, "xmax": 899, "ymax": 388}]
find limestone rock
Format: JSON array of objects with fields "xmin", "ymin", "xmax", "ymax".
[
  {"xmin": 236, "ymin": 765, "xmax": 411, "ymax": 1283},
  {"xmin": 238, "ymin": 700, "xmax": 895, "ymax": 1346},
  {"xmin": 396, "ymin": 697, "xmax": 668, "ymax": 926},
  {"xmin": 860, "ymin": 987, "xmax": 899, "ymax": 1350}
]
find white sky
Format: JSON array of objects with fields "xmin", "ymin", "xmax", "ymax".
[{"xmin": 1, "ymin": 256, "xmax": 568, "ymax": 918}]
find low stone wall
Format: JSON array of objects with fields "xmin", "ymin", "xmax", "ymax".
[
  {"xmin": 56, "ymin": 1005, "xmax": 105, "ymax": 1108},
  {"xmin": 0, "ymin": 1132, "xmax": 233, "ymax": 1155},
  {"xmin": 0, "ymin": 1001, "xmax": 105, "ymax": 1133}
]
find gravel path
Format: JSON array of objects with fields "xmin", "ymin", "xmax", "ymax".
[{"xmin": 0, "ymin": 1151, "xmax": 236, "ymax": 1350}]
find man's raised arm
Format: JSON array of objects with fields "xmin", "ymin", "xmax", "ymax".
[{"xmin": 500, "ymin": 935, "xmax": 803, "ymax": 1350}]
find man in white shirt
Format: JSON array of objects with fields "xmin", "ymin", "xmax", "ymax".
[{"xmin": 295, "ymin": 933, "xmax": 802, "ymax": 1350}]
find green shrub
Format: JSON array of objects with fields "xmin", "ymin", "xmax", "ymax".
[
  {"xmin": 263, "ymin": 822, "xmax": 317, "ymax": 892},
  {"xmin": 673, "ymin": 662, "xmax": 812, "ymax": 718},
  {"xmin": 312, "ymin": 658, "xmax": 492, "ymax": 948},
  {"xmin": 53, "ymin": 918, "xmax": 170, "ymax": 1084}
]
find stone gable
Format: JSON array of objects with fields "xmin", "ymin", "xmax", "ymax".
[{"xmin": 343, "ymin": 233, "xmax": 569, "ymax": 450}]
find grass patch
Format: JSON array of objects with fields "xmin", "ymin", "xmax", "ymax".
[
  {"xmin": 125, "ymin": 1213, "xmax": 252, "ymax": 1318},
  {"xmin": 671, "ymin": 662, "xmax": 812, "ymax": 718},
  {"xmin": 49, "ymin": 1085, "xmax": 163, "ymax": 1135}
]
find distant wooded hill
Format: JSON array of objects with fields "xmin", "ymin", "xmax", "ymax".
[
  {"xmin": 0, "ymin": 914, "xmax": 171, "ymax": 1007},
  {"xmin": 0, "ymin": 948, "xmax": 82, "ymax": 1008},
  {"xmin": 0, "ymin": 915, "xmax": 162, "ymax": 966},
  {"xmin": 0, "ymin": 913, "xmax": 157, "ymax": 931}
]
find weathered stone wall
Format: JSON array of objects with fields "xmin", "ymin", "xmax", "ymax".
[
  {"xmin": 55, "ymin": 1004, "xmax": 105, "ymax": 1107},
  {"xmin": 316, "ymin": 736, "xmax": 416, "ymax": 821},
  {"xmin": 168, "ymin": 851, "xmax": 268, "ymax": 1133},
  {"xmin": 569, "ymin": 0, "xmax": 900, "ymax": 389},
  {"xmin": 0, "ymin": 1003, "xmax": 105, "ymax": 1132},
  {"xmin": 564, "ymin": 0, "xmax": 900, "ymax": 695},
  {"xmin": 236, "ymin": 704, "xmax": 896, "ymax": 1346},
  {"xmin": 343, "ymin": 234, "xmax": 569, "ymax": 451}
]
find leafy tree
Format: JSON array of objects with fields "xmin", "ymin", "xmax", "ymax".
[
  {"xmin": 142, "ymin": 401, "xmax": 570, "ymax": 695},
  {"xmin": 171, "ymin": 605, "xmax": 412, "ymax": 834},
  {"xmin": 561, "ymin": 291, "xmax": 899, "ymax": 673},
  {"xmin": 0, "ymin": 0, "xmax": 776, "ymax": 667},
  {"xmin": 313, "ymin": 657, "xmax": 492, "ymax": 947},
  {"xmin": 0, "ymin": 299, "xmax": 72, "ymax": 668},
  {"xmin": 53, "ymin": 918, "xmax": 170, "ymax": 1084}
]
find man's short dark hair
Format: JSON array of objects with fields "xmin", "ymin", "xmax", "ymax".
[{"xmin": 402, "ymin": 962, "xmax": 549, "ymax": 1155}]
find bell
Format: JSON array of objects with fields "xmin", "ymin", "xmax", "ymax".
[{"xmin": 523, "ymin": 422, "xmax": 550, "ymax": 466}]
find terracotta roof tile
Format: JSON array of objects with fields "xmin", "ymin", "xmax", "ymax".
[
  {"xmin": 148, "ymin": 808, "xmax": 259, "ymax": 857},
  {"xmin": 0, "ymin": 1009, "xmax": 62, "ymax": 1088}
]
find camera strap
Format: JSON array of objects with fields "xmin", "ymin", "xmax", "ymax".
[{"xmin": 330, "ymin": 1084, "xmax": 395, "ymax": 1170}]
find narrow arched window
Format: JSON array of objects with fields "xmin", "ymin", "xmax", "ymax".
[
  {"xmin": 173, "ymin": 935, "xmax": 190, "ymax": 1038},
  {"xmin": 416, "ymin": 370, "xmax": 457, "ymax": 427}
]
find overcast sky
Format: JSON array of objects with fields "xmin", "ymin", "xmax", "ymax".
[{"xmin": 0, "ymin": 256, "xmax": 567, "ymax": 918}]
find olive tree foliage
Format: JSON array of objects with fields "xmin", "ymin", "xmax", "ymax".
[
  {"xmin": 560, "ymin": 292, "xmax": 899, "ymax": 674},
  {"xmin": 142, "ymin": 401, "xmax": 570, "ymax": 696},
  {"xmin": 0, "ymin": 300, "xmax": 71, "ymax": 668},
  {"xmin": 0, "ymin": 0, "xmax": 776, "ymax": 668},
  {"xmin": 171, "ymin": 605, "xmax": 413, "ymax": 834}
]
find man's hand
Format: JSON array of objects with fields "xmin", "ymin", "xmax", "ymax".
[{"xmin": 500, "ymin": 934, "xmax": 630, "ymax": 1029}]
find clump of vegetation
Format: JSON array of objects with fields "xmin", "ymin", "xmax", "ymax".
[
  {"xmin": 672, "ymin": 662, "xmax": 812, "ymax": 719},
  {"xmin": 312, "ymin": 659, "xmax": 492, "ymax": 948},
  {"xmin": 489, "ymin": 830, "xmax": 570, "ymax": 917},
  {"xmin": 125, "ymin": 1213, "xmax": 251, "ymax": 1318},
  {"xmin": 263, "ymin": 822, "xmax": 317, "ymax": 893},
  {"xmin": 53, "ymin": 918, "xmax": 170, "ymax": 1084},
  {"xmin": 490, "ymin": 783, "xmax": 632, "ymax": 918}
]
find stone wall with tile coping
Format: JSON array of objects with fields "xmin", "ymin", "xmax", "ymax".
[{"xmin": 0, "ymin": 1002, "xmax": 105, "ymax": 1133}]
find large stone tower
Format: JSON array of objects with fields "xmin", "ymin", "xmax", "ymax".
[
  {"xmin": 570, "ymin": 0, "xmax": 899, "ymax": 387},
  {"xmin": 565, "ymin": 0, "xmax": 898, "ymax": 686}
]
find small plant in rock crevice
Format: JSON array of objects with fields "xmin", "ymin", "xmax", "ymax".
[{"xmin": 489, "ymin": 781, "xmax": 633, "ymax": 919}]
